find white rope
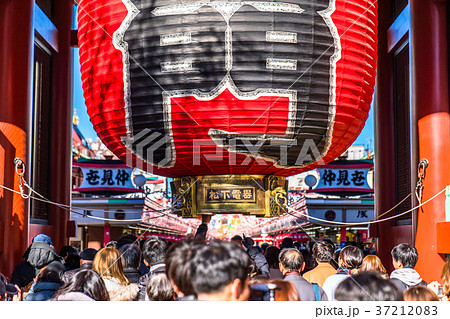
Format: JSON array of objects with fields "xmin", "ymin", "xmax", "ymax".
[
  {"xmin": 283, "ymin": 187, "xmax": 447, "ymax": 226},
  {"xmin": 0, "ymin": 182, "xmax": 187, "ymax": 224}
]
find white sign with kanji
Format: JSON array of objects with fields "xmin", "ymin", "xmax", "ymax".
[
  {"xmin": 346, "ymin": 209, "xmax": 375, "ymax": 223},
  {"xmin": 316, "ymin": 167, "xmax": 372, "ymax": 191},
  {"xmin": 78, "ymin": 167, "xmax": 135, "ymax": 190}
]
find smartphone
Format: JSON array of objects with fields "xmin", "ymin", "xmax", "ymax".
[{"xmin": 438, "ymin": 286, "xmax": 444, "ymax": 296}]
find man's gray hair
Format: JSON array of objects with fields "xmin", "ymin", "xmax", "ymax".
[{"xmin": 279, "ymin": 248, "xmax": 304, "ymax": 271}]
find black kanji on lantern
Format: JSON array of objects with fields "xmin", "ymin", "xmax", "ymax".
[{"xmin": 85, "ymin": 170, "xmax": 100, "ymax": 185}]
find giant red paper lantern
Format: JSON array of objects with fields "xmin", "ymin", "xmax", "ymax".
[{"xmin": 77, "ymin": 0, "xmax": 377, "ymax": 178}]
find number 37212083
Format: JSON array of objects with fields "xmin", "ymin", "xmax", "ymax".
[{"xmin": 376, "ymin": 305, "xmax": 437, "ymax": 316}]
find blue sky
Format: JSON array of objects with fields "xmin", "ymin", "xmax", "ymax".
[
  {"xmin": 72, "ymin": 48, "xmax": 374, "ymax": 151},
  {"xmin": 353, "ymin": 104, "xmax": 374, "ymax": 151},
  {"xmin": 72, "ymin": 48, "xmax": 97, "ymax": 141}
]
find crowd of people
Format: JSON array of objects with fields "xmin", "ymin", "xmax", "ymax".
[{"xmin": 1, "ymin": 225, "xmax": 449, "ymax": 302}]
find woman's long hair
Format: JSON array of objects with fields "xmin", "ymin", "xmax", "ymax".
[
  {"xmin": 92, "ymin": 247, "xmax": 129, "ymax": 285},
  {"xmin": 441, "ymin": 260, "xmax": 450, "ymax": 298},
  {"xmin": 53, "ymin": 269, "xmax": 110, "ymax": 301}
]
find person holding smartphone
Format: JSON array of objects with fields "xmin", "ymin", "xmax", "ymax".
[{"xmin": 428, "ymin": 260, "xmax": 450, "ymax": 301}]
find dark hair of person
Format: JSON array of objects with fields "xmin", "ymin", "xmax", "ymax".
[
  {"xmin": 59, "ymin": 245, "xmax": 78, "ymax": 258},
  {"xmin": 117, "ymin": 234, "xmax": 138, "ymax": 250},
  {"xmin": 36, "ymin": 268, "xmax": 62, "ymax": 284},
  {"xmin": 300, "ymin": 248, "xmax": 316, "ymax": 273},
  {"xmin": 339, "ymin": 245, "xmax": 364, "ymax": 269},
  {"xmin": 139, "ymin": 238, "xmax": 147, "ymax": 250},
  {"xmin": 146, "ymin": 273, "xmax": 175, "ymax": 301},
  {"xmin": 391, "ymin": 243, "xmax": 419, "ymax": 268},
  {"xmin": 164, "ymin": 240, "xmax": 199, "ymax": 296},
  {"xmin": 142, "ymin": 236, "xmax": 169, "ymax": 266},
  {"xmin": 65, "ymin": 254, "xmax": 81, "ymax": 271},
  {"xmin": 52, "ymin": 269, "xmax": 110, "ymax": 301},
  {"xmin": 231, "ymin": 235, "xmax": 243, "ymax": 242},
  {"xmin": 190, "ymin": 240, "xmax": 250, "ymax": 294},
  {"xmin": 119, "ymin": 243, "xmax": 142, "ymax": 270},
  {"xmin": 322, "ymin": 238, "xmax": 335, "ymax": 251},
  {"xmin": 281, "ymin": 237, "xmax": 293, "ymax": 248},
  {"xmin": 312, "ymin": 240, "xmax": 334, "ymax": 263},
  {"xmin": 335, "ymin": 271, "xmax": 403, "ymax": 301},
  {"xmin": 279, "ymin": 248, "xmax": 303, "ymax": 272},
  {"xmin": 403, "ymin": 286, "xmax": 439, "ymax": 301},
  {"xmin": 264, "ymin": 246, "xmax": 281, "ymax": 269}
]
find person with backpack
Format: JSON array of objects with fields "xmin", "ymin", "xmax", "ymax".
[{"xmin": 279, "ymin": 248, "xmax": 328, "ymax": 301}]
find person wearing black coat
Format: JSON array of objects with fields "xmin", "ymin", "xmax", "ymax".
[
  {"xmin": 119, "ymin": 244, "xmax": 143, "ymax": 284},
  {"xmin": 10, "ymin": 245, "xmax": 35, "ymax": 288},
  {"xmin": 12, "ymin": 234, "xmax": 65, "ymax": 291},
  {"xmin": 26, "ymin": 235, "xmax": 65, "ymax": 277},
  {"xmin": 242, "ymin": 236, "xmax": 270, "ymax": 277},
  {"xmin": 61, "ymin": 248, "xmax": 98, "ymax": 284}
]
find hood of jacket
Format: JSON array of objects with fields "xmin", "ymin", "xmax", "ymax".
[
  {"xmin": 390, "ymin": 268, "xmax": 423, "ymax": 286},
  {"xmin": 26, "ymin": 241, "xmax": 62, "ymax": 270},
  {"xmin": 32, "ymin": 281, "xmax": 62, "ymax": 293},
  {"xmin": 24, "ymin": 282, "xmax": 62, "ymax": 301}
]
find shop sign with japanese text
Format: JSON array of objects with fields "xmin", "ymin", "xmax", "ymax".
[
  {"xmin": 315, "ymin": 165, "xmax": 373, "ymax": 192},
  {"xmin": 205, "ymin": 187, "xmax": 256, "ymax": 203},
  {"xmin": 77, "ymin": 167, "xmax": 135, "ymax": 191}
]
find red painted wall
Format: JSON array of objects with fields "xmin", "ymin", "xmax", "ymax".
[
  {"xmin": 376, "ymin": 0, "xmax": 450, "ymax": 282},
  {"xmin": 0, "ymin": 0, "xmax": 73, "ymax": 277},
  {"xmin": 0, "ymin": 0, "xmax": 34, "ymax": 277}
]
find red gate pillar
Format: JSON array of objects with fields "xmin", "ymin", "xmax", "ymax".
[
  {"xmin": 47, "ymin": 0, "xmax": 74, "ymax": 252},
  {"xmin": 0, "ymin": 0, "xmax": 34, "ymax": 277},
  {"xmin": 373, "ymin": 0, "xmax": 397, "ymax": 273},
  {"xmin": 411, "ymin": 0, "xmax": 450, "ymax": 283}
]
